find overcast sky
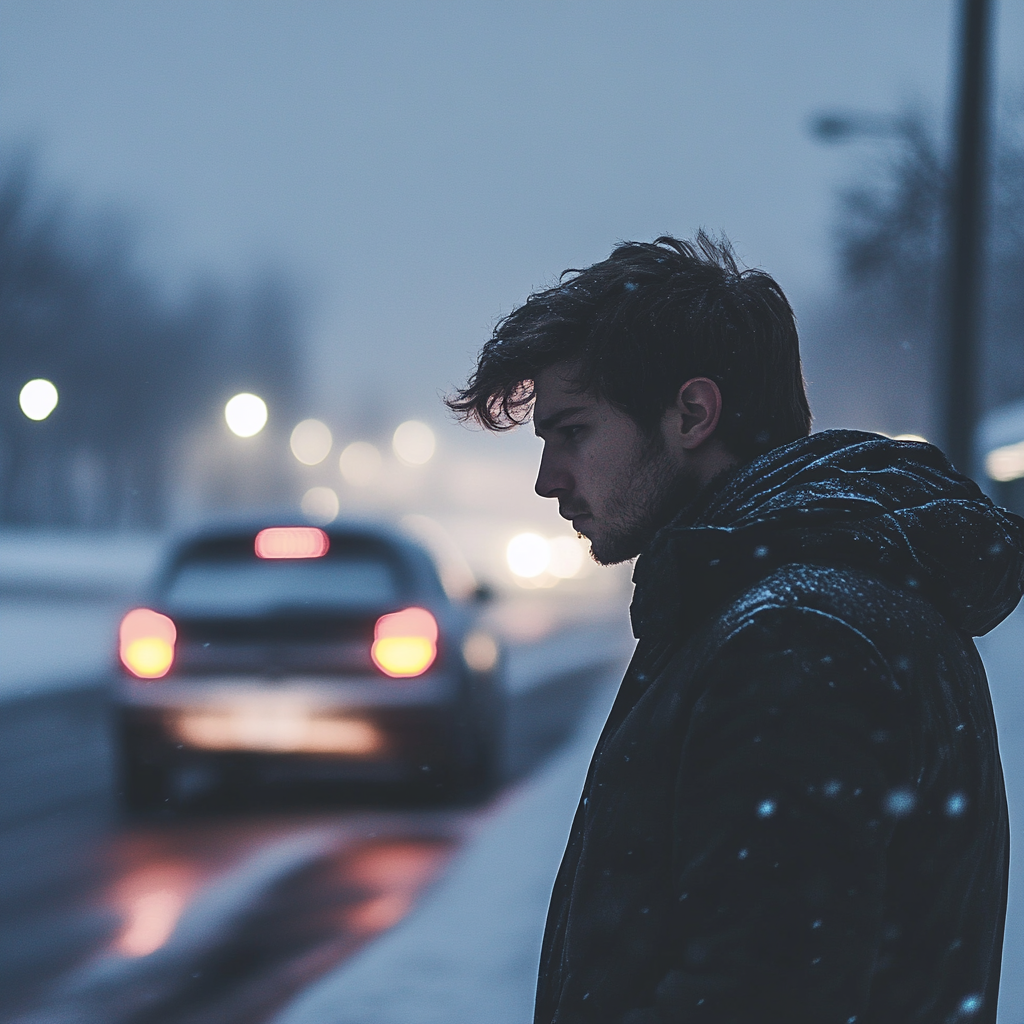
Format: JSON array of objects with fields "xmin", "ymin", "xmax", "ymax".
[{"xmin": 2, "ymin": 0, "xmax": 1022, "ymax": 445}]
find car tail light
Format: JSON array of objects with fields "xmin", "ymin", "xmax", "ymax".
[
  {"xmin": 371, "ymin": 607, "xmax": 438, "ymax": 678},
  {"xmin": 120, "ymin": 608, "xmax": 176, "ymax": 679},
  {"xmin": 255, "ymin": 526, "xmax": 330, "ymax": 559}
]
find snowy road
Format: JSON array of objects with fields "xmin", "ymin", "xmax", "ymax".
[
  {"xmin": 0, "ymin": 598, "xmax": 634, "ymax": 1024},
  {"xmin": 4, "ymin": 565, "xmax": 1023, "ymax": 1023}
]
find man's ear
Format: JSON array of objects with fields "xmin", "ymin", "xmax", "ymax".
[{"xmin": 672, "ymin": 377, "xmax": 723, "ymax": 450}]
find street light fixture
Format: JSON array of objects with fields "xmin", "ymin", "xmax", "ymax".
[
  {"xmin": 224, "ymin": 393, "xmax": 268, "ymax": 437},
  {"xmin": 19, "ymin": 379, "xmax": 59, "ymax": 421}
]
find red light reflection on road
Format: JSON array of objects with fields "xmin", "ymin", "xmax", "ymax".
[
  {"xmin": 99, "ymin": 823, "xmax": 457, "ymax": 971},
  {"xmin": 100, "ymin": 822, "xmax": 282, "ymax": 960},
  {"xmin": 25, "ymin": 819, "xmax": 470, "ymax": 1024},
  {"xmin": 342, "ymin": 840, "xmax": 452, "ymax": 936},
  {"xmin": 110, "ymin": 862, "xmax": 204, "ymax": 956}
]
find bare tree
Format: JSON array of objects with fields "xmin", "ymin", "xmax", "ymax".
[
  {"xmin": 0, "ymin": 150, "xmax": 302, "ymax": 527},
  {"xmin": 802, "ymin": 102, "xmax": 1024, "ymax": 438}
]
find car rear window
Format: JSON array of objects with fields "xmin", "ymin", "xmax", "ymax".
[{"xmin": 164, "ymin": 555, "xmax": 401, "ymax": 615}]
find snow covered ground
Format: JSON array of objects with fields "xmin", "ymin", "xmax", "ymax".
[
  {"xmin": 0, "ymin": 600, "xmax": 126, "ymax": 698},
  {"xmin": 0, "ymin": 532, "xmax": 163, "ymax": 699},
  {"xmin": 979, "ymin": 604, "xmax": 1024, "ymax": 1022},
  {"xmin": 4, "ymin": 532, "xmax": 1022, "ymax": 1021},
  {"xmin": 273, "ymin": 663, "xmax": 624, "ymax": 1024},
  {"xmin": 0, "ymin": 532, "xmax": 163, "ymax": 600},
  {"xmin": 275, "ymin": 606, "xmax": 1024, "ymax": 1024}
]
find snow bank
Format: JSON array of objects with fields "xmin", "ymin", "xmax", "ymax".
[
  {"xmin": 274, "ymin": 667, "xmax": 622, "ymax": 1024},
  {"xmin": 978, "ymin": 605, "xmax": 1024, "ymax": 1023}
]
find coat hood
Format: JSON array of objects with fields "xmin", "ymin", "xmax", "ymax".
[{"xmin": 631, "ymin": 429, "xmax": 1024, "ymax": 640}]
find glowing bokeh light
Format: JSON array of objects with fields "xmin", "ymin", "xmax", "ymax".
[
  {"xmin": 507, "ymin": 533, "xmax": 550, "ymax": 578},
  {"xmin": 300, "ymin": 486, "xmax": 340, "ymax": 524},
  {"xmin": 987, "ymin": 440, "xmax": 1024, "ymax": 482},
  {"xmin": 290, "ymin": 418, "xmax": 333, "ymax": 464},
  {"xmin": 255, "ymin": 526, "xmax": 330, "ymax": 558},
  {"xmin": 392, "ymin": 420, "xmax": 436, "ymax": 465},
  {"xmin": 19, "ymin": 379, "xmax": 59, "ymax": 421},
  {"xmin": 547, "ymin": 535, "xmax": 586, "ymax": 578},
  {"xmin": 371, "ymin": 607, "xmax": 438, "ymax": 677},
  {"xmin": 120, "ymin": 608, "xmax": 176, "ymax": 679},
  {"xmin": 462, "ymin": 631, "xmax": 499, "ymax": 672},
  {"xmin": 339, "ymin": 441, "xmax": 382, "ymax": 486},
  {"xmin": 224, "ymin": 393, "xmax": 268, "ymax": 437}
]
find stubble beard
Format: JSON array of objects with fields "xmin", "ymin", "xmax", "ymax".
[{"xmin": 584, "ymin": 439, "xmax": 697, "ymax": 566}]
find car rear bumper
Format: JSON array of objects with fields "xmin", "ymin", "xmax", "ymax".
[
  {"xmin": 118, "ymin": 672, "xmax": 458, "ymax": 711},
  {"xmin": 116, "ymin": 673, "xmax": 469, "ymax": 779}
]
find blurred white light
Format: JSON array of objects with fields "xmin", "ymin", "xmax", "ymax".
[
  {"xmin": 893, "ymin": 433, "xmax": 928, "ymax": 443},
  {"xmin": 548, "ymin": 535, "xmax": 586, "ymax": 579},
  {"xmin": 290, "ymin": 419, "xmax": 333, "ymax": 465},
  {"xmin": 987, "ymin": 440, "xmax": 1024, "ymax": 483},
  {"xmin": 392, "ymin": 420, "xmax": 436, "ymax": 466},
  {"xmin": 339, "ymin": 441, "xmax": 382, "ymax": 486},
  {"xmin": 507, "ymin": 533, "xmax": 550, "ymax": 578},
  {"xmin": 225, "ymin": 393, "xmax": 267, "ymax": 437},
  {"xmin": 19, "ymin": 379, "xmax": 58, "ymax": 421},
  {"xmin": 462, "ymin": 631, "xmax": 499, "ymax": 672},
  {"xmin": 301, "ymin": 486, "xmax": 340, "ymax": 524}
]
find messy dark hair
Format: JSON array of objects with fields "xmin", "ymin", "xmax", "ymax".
[{"xmin": 447, "ymin": 231, "xmax": 811, "ymax": 460}]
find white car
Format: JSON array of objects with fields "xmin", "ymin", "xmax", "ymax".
[{"xmin": 114, "ymin": 521, "xmax": 503, "ymax": 809}]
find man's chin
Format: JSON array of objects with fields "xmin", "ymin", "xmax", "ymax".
[{"xmin": 586, "ymin": 529, "xmax": 644, "ymax": 566}]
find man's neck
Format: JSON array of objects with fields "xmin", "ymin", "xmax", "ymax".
[{"xmin": 651, "ymin": 461, "xmax": 744, "ymax": 546}]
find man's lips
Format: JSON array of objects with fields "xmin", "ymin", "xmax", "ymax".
[{"xmin": 562, "ymin": 510, "xmax": 593, "ymax": 530}]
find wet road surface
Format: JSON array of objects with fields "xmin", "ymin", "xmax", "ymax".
[
  {"xmin": 9, "ymin": 809, "xmax": 475, "ymax": 1024},
  {"xmin": 0, "ymin": 645, "xmax": 617, "ymax": 1024}
]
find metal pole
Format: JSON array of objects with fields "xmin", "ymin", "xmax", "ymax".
[{"xmin": 944, "ymin": 0, "xmax": 992, "ymax": 475}]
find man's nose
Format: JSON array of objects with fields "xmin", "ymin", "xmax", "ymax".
[{"xmin": 535, "ymin": 448, "xmax": 570, "ymax": 499}]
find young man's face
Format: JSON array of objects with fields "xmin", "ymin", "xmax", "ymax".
[{"xmin": 532, "ymin": 363, "xmax": 700, "ymax": 565}]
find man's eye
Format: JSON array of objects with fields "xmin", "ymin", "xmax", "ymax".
[{"xmin": 562, "ymin": 425, "xmax": 585, "ymax": 440}]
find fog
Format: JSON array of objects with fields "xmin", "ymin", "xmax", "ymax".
[
  {"xmin": 2, "ymin": 1, "xmax": 1022, "ymax": 438},
  {"xmin": 3, "ymin": 4, "xmax": 1024, "ymax": 1022}
]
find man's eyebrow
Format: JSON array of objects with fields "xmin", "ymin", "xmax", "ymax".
[{"xmin": 534, "ymin": 407, "xmax": 590, "ymax": 433}]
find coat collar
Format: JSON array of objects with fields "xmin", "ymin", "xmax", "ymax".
[{"xmin": 628, "ymin": 430, "xmax": 1024, "ymax": 641}]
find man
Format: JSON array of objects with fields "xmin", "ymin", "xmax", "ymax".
[{"xmin": 448, "ymin": 233, "xmax": 1024, "ymax": 1023}]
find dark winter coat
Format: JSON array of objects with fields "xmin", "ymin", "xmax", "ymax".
[{"xmin": 535, "ymin": 430, "xmax": 1024, "ymax": 1024}]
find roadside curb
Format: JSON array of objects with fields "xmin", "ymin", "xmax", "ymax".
[
  {"xmin": 272, "ymin": 657, "xmax": 628, "ymax": 1024},
  {"xmin": 0, "ymin": 627, "xmax": 634, "ymax": 1007}
]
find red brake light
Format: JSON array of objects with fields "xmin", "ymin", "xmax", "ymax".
[
  {"xmin": 371, "ymin": 607, "xmax": 438, "ymax": 678},
  {"xmin": 120, "ymin": 608, "xmax": 176, "ymax": 679},
  {"xmin": 255, "ymin": 527, "xmax": 330, "ymax": 559}
]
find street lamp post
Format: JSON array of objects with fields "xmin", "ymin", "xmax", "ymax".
[
  {"xmin": 944, "ymin": 0, "xmax": 993, "ymax": 476},
  {"xmin": 810, "ymin": 0, "xmax": 993, "ymax": 476}
]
